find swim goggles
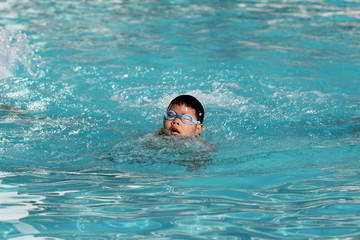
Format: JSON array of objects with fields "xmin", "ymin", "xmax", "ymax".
[{"xmin": 164, "ymin": 110, "xmax": 200, "ymax": 125}]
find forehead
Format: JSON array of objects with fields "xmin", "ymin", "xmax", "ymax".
[{"xmin": 168, "ymin": 103, "xmax": 196, "ymax": 113}]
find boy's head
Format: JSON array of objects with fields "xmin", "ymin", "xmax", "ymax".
[{"xmin": 163, "ymin": 95, "xmax": 204, "ymax": 137}]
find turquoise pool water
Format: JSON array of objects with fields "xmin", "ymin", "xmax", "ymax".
[{"xmin": 1, "ymin": 0, "xmax": 359, "ymax": 239}]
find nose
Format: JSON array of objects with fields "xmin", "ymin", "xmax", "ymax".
[{"xmin": 171, "ymin": 117, "xmax": 181, "ymax": 125}]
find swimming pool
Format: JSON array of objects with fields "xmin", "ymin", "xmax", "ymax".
[{"xmin": 1, "ymin": 0, "xmax": 359, "ymax": 239}]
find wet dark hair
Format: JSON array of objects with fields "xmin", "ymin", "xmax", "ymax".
[{"xmin": 167, "ymin": 95, "xmax": 205, "ymax": 124}]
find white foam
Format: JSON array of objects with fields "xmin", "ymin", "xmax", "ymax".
[
  {"xmin": 0, "ymin": 27, "xmax": 42, "ymax": 79},
  {"xmin": 27, "ymin": 98, "xmax": 50, "ymax": 111},
  {"xmin": 151, "ymin": 89, "xmax": 248, "ymax": 109},
  {"xmin": 111, "ymin": 85, "xmax": 248, "ymax": 110},
  {"xmin": 5, "ymin": 88, "xmax": 31, "ymax": 98}
]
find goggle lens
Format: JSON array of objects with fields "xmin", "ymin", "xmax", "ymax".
[
  {"xmin": 166, "ymin": 111, "xmax": 175, "ymax": 118},
  {"xmin": 164, "ymin": 110, "xmax": 200, "ymax": 125},
  {"xmin": 182, "ymin": 115, "xmax": 193, "ymax": 123}
]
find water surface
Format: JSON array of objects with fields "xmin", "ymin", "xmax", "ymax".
[{"xmin": 0, "ymin": 0, "xmax": 359, "ymax": 239}]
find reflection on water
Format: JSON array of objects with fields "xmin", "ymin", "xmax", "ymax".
[
  {"xmin": 1, "ymin": 167, "xmax": 359, "ymax": 239},
  {"xmin": 0, "ymin": 173, "xmax": 44, "ymax": 239}
]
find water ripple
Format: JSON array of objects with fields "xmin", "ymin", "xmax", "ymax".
[{"xmin": 1, "ymin": 0, "xmax": 359, "ymax": 239}]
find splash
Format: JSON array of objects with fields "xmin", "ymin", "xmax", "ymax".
[{"xmin": 0, "ymin": 27, "xmax": 42, "ymax": 79}]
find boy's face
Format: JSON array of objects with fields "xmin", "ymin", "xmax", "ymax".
[{"xmin": 163, "ymin": 103, "xmax": 203, "ymax": 137}]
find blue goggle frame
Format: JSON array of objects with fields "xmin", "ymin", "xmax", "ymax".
[{"xmin": 164, "ymin": 110, "xmax": 200, "ymax": 125}]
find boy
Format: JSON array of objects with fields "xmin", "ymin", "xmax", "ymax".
[
  {"xmin": 158, "ymin": 95, "xmax": 204, "ymax": 137},
  {"xmin": 154, "ymin": 95, "xmax": 214, "ymax": 169}
]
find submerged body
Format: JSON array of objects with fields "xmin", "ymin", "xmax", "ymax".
[{"xmin": 154, "ymin": 128, "xmax": 214, "ymax": 149}]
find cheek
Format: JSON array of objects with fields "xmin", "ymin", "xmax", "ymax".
[
  {"xmin": 163, "ymin": 120, "xmax": 171, "ymax": 128},
  {"xmin": 183, "ymin": 125, "xmax": 196, "ymax": 133}
]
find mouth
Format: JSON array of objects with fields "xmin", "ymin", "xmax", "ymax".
[{"xmin": 170, "ymin": 128, "xmax": 181, "ymax": 136}]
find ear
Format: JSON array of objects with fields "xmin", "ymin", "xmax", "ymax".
[{"xmin": 194, "ymin": 124, "xmax": 203, "ymax": 137}]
